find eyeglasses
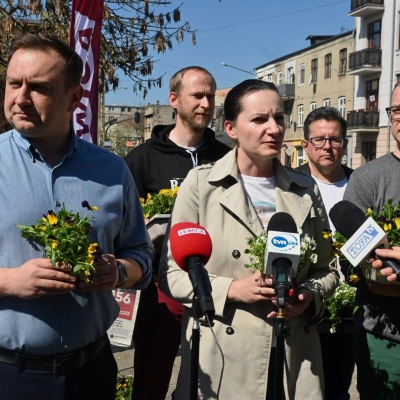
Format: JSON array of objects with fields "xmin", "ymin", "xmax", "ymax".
[
  {"xmin": 307, "ymin": 137, "xmax": 344, "ymax": 149},
  {"xmin": 386, "ymin": 107, "xmax": 400, "ymax": 121}
]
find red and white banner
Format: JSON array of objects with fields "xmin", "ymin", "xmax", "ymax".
[{"xmin": 69, "ymin": 0, "xmax": 104, "ymax": 144}]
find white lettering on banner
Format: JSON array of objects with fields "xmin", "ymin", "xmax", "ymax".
[
  {"xmin": 177, "ymin": 228, "xmax": 206, "ymax": 236},
  {"xmin": 72, "ymin": 11, "xmax": 95, "ymax": 142}
]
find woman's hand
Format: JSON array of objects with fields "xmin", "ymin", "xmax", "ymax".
[
  {"xmin": 267, "ymin": 289, "xmax": 313, "ymax": 319},
  {"xmin": 227, "ymin": 271, "xmax": 276, "ymax": 303}
]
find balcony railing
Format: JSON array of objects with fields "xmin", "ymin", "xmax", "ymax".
[
  {"xmin": 349, "ymin": 48, "xmax": 381, "ymax": 71},
  {"xmin": 276, "ymin": 83, "xmax": 295, "ymax": 99},
  {"xmin": 347, "ymin": 110, "xmax": 379, "ymax": 129},
  {"xmin": 349, "ymin": 0, "xmax": 384, "ymax": 17}
]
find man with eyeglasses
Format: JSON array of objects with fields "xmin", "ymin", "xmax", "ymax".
[
  {"xmin": 296, "ymin": 106, "xmax": 354, "ymax": 400},
  {"xmin": 343, "ymin": 83, "xmax": 400, "ymax": 399},
  {"xmin": 296, "ymin": 107, "xmax": 353, "ymax": 228}
]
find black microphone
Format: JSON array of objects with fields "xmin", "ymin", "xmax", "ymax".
[
  {"xmin": 329, "ymin": 200, "xmax": 400, "ymax": 281},
  {"xmin": 169, "ymin": 222, "xmax": 215, "ymax": 317},
  {"xmin": 265, "ymin": 212, "xmax": 301, "ymax": 307}
]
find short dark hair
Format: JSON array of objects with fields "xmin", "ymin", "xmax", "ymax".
[
  {"xmin": 303, "ymin": 106, "xmax": 347, "ymax": 139},
  {"xmin": 224, "ymin": 79, "xmax": 280, "ymax": 122},
  {"xmin": 8, "ymin": 33, "xmax": 83, "ymax": 90},
  {"xmin": 169, "ymin": 66, "xmax": 216, "ymax": 95}
]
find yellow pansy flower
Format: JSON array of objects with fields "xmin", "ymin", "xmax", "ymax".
[{"xmin": 47, "ymin": 213, "xmax": 58, "ymax": 225}]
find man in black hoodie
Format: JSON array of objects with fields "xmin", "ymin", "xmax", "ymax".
[{"xmin": 125, "ymin": 66, "xmax": 231, "ymax": 400}]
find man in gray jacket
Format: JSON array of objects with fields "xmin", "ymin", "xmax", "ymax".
[{"xmin": 343, "ymin": 84, "xmax": 400, "ymax": 399}]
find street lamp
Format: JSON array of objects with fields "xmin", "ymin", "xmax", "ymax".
[{"xmin": 221, "ymin": 62, "xmax": 254, "ymax": 76}]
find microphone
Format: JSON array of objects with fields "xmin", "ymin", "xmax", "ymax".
[
  {"xmin": 265, "ymin": 212, "xmax": 301, "ymax": 275},
  {"xmin": 265, "ymin": 212, "xmax": 301, "ymax": 307},
  {"xmin": 329, "ymin": 200, "xmax": 400, "ymax": 281},
  {"xmin": 169, "ymin": 222, "xmax": 215, "ymax": 317}
]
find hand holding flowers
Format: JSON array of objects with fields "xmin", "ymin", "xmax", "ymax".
[{"xmin": 17, "ymin": 201, "xmax": 99, "ymax": 284}]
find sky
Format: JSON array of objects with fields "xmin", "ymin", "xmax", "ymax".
[{"xmin": 105, "ymin": 0, "xmax": 354, "ymax": 107}]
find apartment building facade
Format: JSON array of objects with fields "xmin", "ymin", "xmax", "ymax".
[
  {"xmin": 348, "ymin": 0, "xmax": 399, "ymax": 168},
  {"xmin": 255, "ymin": 31, "xmax": 356, "ymax": 168}
]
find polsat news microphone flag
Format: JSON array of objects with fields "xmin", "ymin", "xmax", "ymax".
[{"xmin": 69, "ymin": 0, "xmax": 105, "ymax": 144}]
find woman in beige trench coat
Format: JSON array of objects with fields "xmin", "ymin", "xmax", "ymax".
[{"xmin": 159, "ymin": 80, "xmax": 339, "ymax": 400}]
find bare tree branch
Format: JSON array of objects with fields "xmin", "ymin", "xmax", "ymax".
[{"xmin": 0, "ymin": 0, "xmax": 197, "ymax": 98}]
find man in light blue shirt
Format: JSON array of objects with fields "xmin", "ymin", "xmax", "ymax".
[{"xmin": 0, "ymin": 33, "xmax": 153, "ymax": 399}]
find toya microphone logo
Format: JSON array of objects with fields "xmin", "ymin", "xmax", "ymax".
[
  {"xmin": 271, "ymin": 234, "xmax": 299, "ymax": 251},
  {"xmin": 347, "ymin": 224, "xmax": 379, "ymax": 259}
]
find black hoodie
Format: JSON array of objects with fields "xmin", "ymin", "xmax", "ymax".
[{"xmin": 125, "ymin": 124, "xmax": 232, "ymax": 198}]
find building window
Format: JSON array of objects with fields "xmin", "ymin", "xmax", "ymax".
[
  {"xmin": 287, "ymin": 67, "xmax": 294, "ymax": 84},
  {"xmin": 172, "ymin": 111, "xmax": 176, "ymax": 119},
  {"xmin": 121, "ymin": 107, "xmax": 125, "ymax": 112},
  {"xmin": 128, "ymin": 107, "xmax": 131, "ymax": 112},
  {"xmin": 283, "ymin": 101, "xmax": 293, "ymax": 128},
  {"xmin": 109, "ymin": 106, "xmax": 115, "ymax": 112},
  {"xmin": 296, "ymin": 147, "xmax": 305, "ymax": 167},
  {"xmin": 299, "ymin": 64, "xmax": 305, "ymax": 85},
  {"xmin": 298, "ymin": 105, "xmax": 304, "ymax": 127},
  {"xmin": 338, "ymin": 97, "xmax": 346, "ymax": 118},
  {"xmin": 267, "ymin": 73, "xmax": 273, "ymax": 82},
  {"xmin": 310, "ymin": 102, "xmax": 317, "ymax": 112},
  {"xmin": 285, "ymin": 152, "xmax": 291, "ymax": 167},
  {"xmin": 323, "ymin": 99, "xmax": 331, "ymax": 107},
  {"xmin": 325, "ymin": 53, "xmax": 332, "ymax": 79},
  {"xmin": 311, "ymin": 58, "xmax": 318, "ymax": 82},
  {"xmin": 339, "ymin": 49, "xmax": 347, "ymax": 75},
  {"xmin": 368, "ymin": 20, "xmax": 381, "ymax": 49},
  {"xmin": 398, "ymin": 16, "xmax": 400, "ymax": 49},
  {"xmin": 277, "ymin": 71, "xmax": 283, "ymax": 85},
  {"xmin": 362, "ymin": 142, "xmax": 376, "ymax": 164},
  {"xmin": 366, "ymin": 79, "xmax": 379, "ymax": 111}
]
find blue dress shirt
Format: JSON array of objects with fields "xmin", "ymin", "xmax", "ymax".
[{"xmin": 0, "ymin": 129, "xmax": 153, "ymax": 355}]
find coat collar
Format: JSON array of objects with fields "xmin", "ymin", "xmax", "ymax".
[
  {"xmin": 207, "ymin": 149, "xmax": 313, "ymax": 235},
  {"xmin": 207, "ymin": 148, "xmax": 311, "ymax": 191}
]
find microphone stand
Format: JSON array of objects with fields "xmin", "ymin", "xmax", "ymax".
[
  {"xmin": 190, "ymin": 296, "xmax": 202, "ymax": 400},
  {"xmin": 187, "ymin": 261, "xmax": 215, "ymax": 400},
  {"xmin": 269, "ymin": 259, "xmax": 293, "ymax": 400},
  {"xmin": 274, "ymin": 307, "xmax": 289, "ymax": 400}
]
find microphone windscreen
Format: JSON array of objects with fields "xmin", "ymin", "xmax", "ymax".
[
  {"xmin": 169, "ymin": 222, "xmax": 212, "ymax": 271},
  {"xmin": 329, "ymin": 200, "xmax": 367, "ymax": 239},
  {"xmin": 267, "ymin": 212, "xmax": 297, "ymax": 234}
]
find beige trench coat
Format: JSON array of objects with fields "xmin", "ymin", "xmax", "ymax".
[{"xmin": 159, "ymin": 150, "xmax": 338, "ymax": 400}]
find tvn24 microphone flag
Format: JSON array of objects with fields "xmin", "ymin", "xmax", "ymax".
[{"xmin": 69, "ymin": 0, "xmax": 105, "ymax": 144}]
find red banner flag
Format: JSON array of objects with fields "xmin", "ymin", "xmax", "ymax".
[{"xmin": 69, "ymin": 0, "xmax": 104, "ymax": 144}]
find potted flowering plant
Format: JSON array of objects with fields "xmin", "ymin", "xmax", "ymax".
[
  {"xmin": 17, "ymin": 201, "xmax": 99, "ymax": 284},
  {"xmin": 140, "ymin": 187, "xmax": 179, "ymax": 221},
  {"xmin": 140, "ymin": 187, "xmax": 179, "ymax": 252}
]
